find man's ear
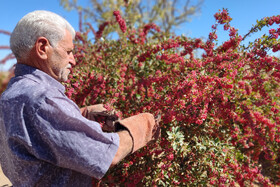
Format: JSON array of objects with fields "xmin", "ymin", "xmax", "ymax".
[{"xmin": 35, "ymin": 37, "xmax": 51, "ymax": 60}]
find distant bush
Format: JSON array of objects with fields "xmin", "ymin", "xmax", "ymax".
[{"xmin": 0, "ymin": 71, "xmax": 13, "ymax": 94}]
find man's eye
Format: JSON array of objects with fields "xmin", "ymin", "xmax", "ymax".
[{"xmin": 67, "ymin": 50, "xmax": 73, "ymax": 55}]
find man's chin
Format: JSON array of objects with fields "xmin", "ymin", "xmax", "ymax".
[
  {"xmin": 61, "ymin": 75, "xmax": 69, "ymax": 82},
  {"xmin": 60, "ymin": 70, "xmax": 70, "ymax": 82},
  {"xmin": 61, "ymin": 77, "xmax": 68, "ymax": 82},
  {"xmin": 57, "ymin": 75, "xmax": 68, "ymax": 82}
]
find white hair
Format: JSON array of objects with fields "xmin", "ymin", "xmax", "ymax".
[{"xmin": 10, "ymin": 10, "xmax": 76, "ymax": 60}]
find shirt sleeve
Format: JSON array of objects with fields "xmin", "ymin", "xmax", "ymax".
[{"xmin": 30, "ymin": 94, "xmax": 119, "ymax": 179}]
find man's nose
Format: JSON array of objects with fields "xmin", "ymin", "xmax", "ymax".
[{"xmin": 69, "ymin": 53, "xmax": 76, "ymax": 66}]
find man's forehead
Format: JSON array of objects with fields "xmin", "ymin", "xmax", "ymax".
[{"xmin": 58, "ymin": 30, "xmax": 74, "ymax": 48}]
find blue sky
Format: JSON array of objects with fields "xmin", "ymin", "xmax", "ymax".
[{"xmin": 0, "ymin": 0, "xmax": 280, "ymax": 71}]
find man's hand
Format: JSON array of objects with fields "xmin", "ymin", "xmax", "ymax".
[
  {"xmin": 114, "ymin": 112, "xmax": 161, "ymax": 153},
  {"xmin": 80, "ymin": 104, "xmax": 119, "ymax": 132}
]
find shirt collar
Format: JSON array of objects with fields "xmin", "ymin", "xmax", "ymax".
[{"xmin": 14, "ymin": 63, "xmax": 66, "ymax": 92}]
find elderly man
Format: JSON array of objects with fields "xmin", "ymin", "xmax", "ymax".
[{"xmin": 0, "ymin": 10, "xmax": 160, "ymax": 186}]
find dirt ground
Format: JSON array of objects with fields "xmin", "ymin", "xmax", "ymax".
[{"xmin": 0, "ymin": 165, "xmax": 12, "ymax": 187}]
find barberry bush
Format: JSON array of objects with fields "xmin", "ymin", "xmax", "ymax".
[{"xmin": 64, "ymin": 8, "xmax": 280, "ymax": 186}]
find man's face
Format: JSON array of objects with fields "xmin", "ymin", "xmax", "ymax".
[{"xmin": 48, "ymin": 30, "xmax": 76, "ymax": 82}]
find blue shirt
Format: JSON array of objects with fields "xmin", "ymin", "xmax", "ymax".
[{"xmin": 0, "ymin": 64, "xmax": 119, "ymax": 187}]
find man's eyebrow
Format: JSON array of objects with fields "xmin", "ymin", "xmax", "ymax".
[{"xmin": 62, "ymin": 46, "xmax": 74, "ymax": 51}]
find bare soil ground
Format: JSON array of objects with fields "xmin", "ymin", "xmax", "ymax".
[{"xmin": 0, "ymin": 165, "xmax": 12, "ymax": 187}]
